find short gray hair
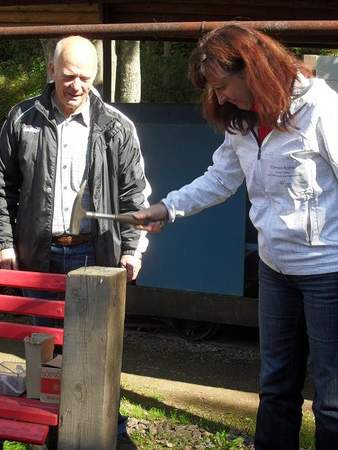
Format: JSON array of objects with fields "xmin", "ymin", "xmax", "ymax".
[{"xmin": 53, "ymin": 35, "xmax": 98, "ymax": 75}]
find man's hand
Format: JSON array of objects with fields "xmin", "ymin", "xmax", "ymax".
[
  {"xmin": 0, "ymin": 248, "xmax": 18, "ymax": 269},
  {"xmin": 120, "ymin": 254, "xmax": 142, "ymax": 282},
  {"xmin": 133, "ymin": 202, "xmax": 168, "ymax": 232}
]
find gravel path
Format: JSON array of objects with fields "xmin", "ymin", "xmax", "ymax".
[{"xmin": 0, "ymin": 325, "xmax": 314, "ymax": 449}]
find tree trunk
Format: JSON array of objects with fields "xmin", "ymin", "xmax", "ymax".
[
  {"xmin": 93, "ymin": 39, "xmax": 104, "ymax": 94},
  {"xmin": 115, "ymin": 40, "xmax": 141, "ymax": 103},
  {"xmin": 39, "ymin": 39, "xmax": 58, "ymax": 81}
]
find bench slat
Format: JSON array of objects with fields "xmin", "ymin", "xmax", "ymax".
[
  {"xmin": 0, "ymin": 269, "xmax": 66, "ymax": 292},
  {"xmin": 0, "ymin": 395, "xmax": 58, "ymax": 426},
  {"xmin": 0, "ymin": 269, "xmax": 63, "ymax": 444},
  {"xmin": 0, "ymin": 294, "xmax": 65, "ymax": 318},
  {"xmin": 0, "ymin": 322, "xmax": 64, "ymax": 345},
  {"xmin": 0, "ymin": 417, "xmax": 49, "ymax": 444}
]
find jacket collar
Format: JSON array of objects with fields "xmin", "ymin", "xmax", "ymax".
[
  {"xmin": 34, "ymin": 82, "xmax": 55, "ymax": 121},
  {"xmin": 35, "ymin": 82, "xmax": 113, "ymax": 133},
  {"xmin": 288, "ymin": 73, "xmax": 314, "ymax": 117}
]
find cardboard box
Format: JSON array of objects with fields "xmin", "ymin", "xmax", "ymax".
[
  {"xmin": 24, "ymin": 333, "xmax": 55, "ymax": 399},
  {"xmin": 40, "ymin": 355, "xmax": 62, "ymax": 404}
]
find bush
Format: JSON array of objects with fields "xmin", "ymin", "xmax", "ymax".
[
  {"xmin": 0, "ymin": 40, "xmax": 46, "ymax": 123},
  {"xmin": 140, "ymin": 41, "xmax": 198, "ymax": 103}
]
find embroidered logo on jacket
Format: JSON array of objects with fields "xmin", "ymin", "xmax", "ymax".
[{"xmin": 22, "ymin": 125, "xmax": 40, "ymax": 134}]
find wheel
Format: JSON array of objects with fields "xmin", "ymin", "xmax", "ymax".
[{"xmin": 168, "ymin": 318, "xmax": 220, "ymax": 341}]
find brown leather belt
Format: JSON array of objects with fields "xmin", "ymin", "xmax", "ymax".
[{"xmin": 51, "ymin": 233, "xmax": 91, "ymax": 246}]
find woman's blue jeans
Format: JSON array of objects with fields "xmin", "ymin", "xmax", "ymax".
[{"xmin": 254, "ymin": 260, "xmax": 338, "ymax": 450}]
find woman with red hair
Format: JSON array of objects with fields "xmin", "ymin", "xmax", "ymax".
[{"xmin": 135, "ymin": 24, "xmax": 338, "ymax": 450}]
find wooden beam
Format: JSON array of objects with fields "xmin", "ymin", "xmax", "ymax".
[
  {"xmin": 58, "ymin": 266, "xmax": 126, "ymax": 450},
  {"xmin": 98, "ymin": 2, "xmax": 338, "ymax": 22},
  {"xmin": 1, "ymin": 1, "xmax": 338, "ymax": 24},
  {"xmin": 103, "ymin": 40, "xmax": 113, "ymax": 102},
  {"xmin": 102, "ymin": 3, "xmax": 113, "ymax": 102},
  {"xmin": 0, "ymin": 5, "xmax": 100, "ymax": 25}
]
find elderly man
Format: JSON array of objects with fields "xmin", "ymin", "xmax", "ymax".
[{"xmin": 0, "ymin": 35, "xmax": 150, "ymax": 436}]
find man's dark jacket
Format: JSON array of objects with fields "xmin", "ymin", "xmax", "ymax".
[{"xmin": 0, "ymin": 83, "xmax": 149, "ymax": 271}]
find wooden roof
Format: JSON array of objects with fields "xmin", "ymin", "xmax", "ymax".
[
  {"xmin": 1, "ymin": 1, "xmax": 338, "ymax": 26},
  {"xmin": 1, "ymin": 1, "xmax": 338, "ymax": 48},
  {"xmin": 0, "ymin": 5, "xmax": 100, "ymax": 26}
]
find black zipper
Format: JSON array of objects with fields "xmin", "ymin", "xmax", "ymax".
[
  {"xmin": 35, "ymin": 104, "xmax": 60, "ymax": 242},
  {"xmin": 251, "ymin": 129, "xmax": 262, "ymax": 159}
]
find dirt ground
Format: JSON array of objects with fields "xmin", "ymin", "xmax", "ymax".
[
  {"xmin": 0, "ymin": 323, "xmax": 314, "ymax": 449},
  {"xmin": 119, "ymin": 324, "xmax": 314, "ymax": 449},
  {"xmin": 121, "ymin": 324, "xmax": 313, "ymax": 417}
]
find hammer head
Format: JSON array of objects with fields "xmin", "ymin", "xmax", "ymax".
[{"xmin": 70, "ymin": 180, "xmax": 87, "ymax": 235}]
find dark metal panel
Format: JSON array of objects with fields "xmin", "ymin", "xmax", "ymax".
[
  {"xmin": 126, "ymin": 285, "xmax": 259, "ymax": 327},
  {"xmin": 116, "ymin": 103, "xmax": 247, "ymax": 296}
]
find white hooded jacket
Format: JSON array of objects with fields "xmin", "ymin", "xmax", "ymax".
[{"xmin": 163, "ymin": 74, "xmax": 338, "ymax": 275}]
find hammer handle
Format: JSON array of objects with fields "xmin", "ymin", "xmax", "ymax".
[{"xmin": 85, "ymin": 211, "xmax": 146, "ymax": 225}]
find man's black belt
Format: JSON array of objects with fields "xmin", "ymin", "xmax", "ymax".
[{"xmin": 51, "ymin": 233, "xmax": 91, "ymax": 246}]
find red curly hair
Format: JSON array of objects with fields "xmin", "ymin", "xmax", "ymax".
[{"xmin": 188, "ymin": 24, "xmax": 312, "ymax": 133}]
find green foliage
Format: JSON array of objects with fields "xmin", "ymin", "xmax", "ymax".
[
  {"xmin": 140, "ymin": 41, "xmax": 198, "ymax": 103},
  {"xmin": 2, "ymin": 37, "xmax": 338, "ymax": 125},
  {"xmin": 0, "ymin": 40, "xmax": 43, "ymax": 63},
  {"xmin": 212, "ymin": 431, "xmax": 246, "ymax": 449},
  {"xmin": 0, "ymin": 40, "xmax": 46, "ymax": 123},
  {"xmin": 3, "ymin": 441, "xmax": 28, "ymax": 450},
  {"xmin": 292, "ymin": 47, "xmax": 338, "ymax": 57}
]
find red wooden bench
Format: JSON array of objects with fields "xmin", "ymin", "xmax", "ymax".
[{"xmin": 0, "ymin": 268, "xmax": 67, "ymax": 447}]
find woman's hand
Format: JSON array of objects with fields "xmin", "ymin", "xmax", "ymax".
[{"xmin": 133, "ymin": 202, "xmax": 169, "ymax": 232}]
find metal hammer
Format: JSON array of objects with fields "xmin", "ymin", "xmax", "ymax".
[{"xmin": 70, "ymin": 180, "xmax": 145, "ymax": 235}]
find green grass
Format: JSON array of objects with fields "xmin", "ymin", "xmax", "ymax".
[
  {"xmin": 212, "ymin": 432, "xmax": 246, "ymax": 449},
  {"xmin": 121, "ymin": 396, "xmax": 191, "ymax": 424},
  {"xmin": 120, "ymin": 392, "xmax": 315, "ymax": 450},
  {"xmin": 300, "ymin": 410, "xmax": 316, "ymax": 450},
  {"xmin": 121, "ymin": 396, "xmax": 253, "ymax": 449},
  {"xmin": 129, "ymin": 429, "xmax": 249, "ymax": 450},
  {"xmin": 3, "ymin": 442, "xmax": 28, "ymax": 450},
  {"xmin": 2, "ymin": 394, "xmax": 315, "ymax": 450}
]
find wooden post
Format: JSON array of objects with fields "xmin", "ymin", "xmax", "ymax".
[
  {"xmin": 57, "ymin": 267, "xmax": 126, "ymax": 450},
  {"xmin": 102, "ymin": 39, "xmax": 112, "ymax": 102}
]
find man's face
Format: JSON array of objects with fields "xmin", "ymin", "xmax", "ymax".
[{"xmin": 49, "ymin": 50, "xmax": 97, "ymax": 117}]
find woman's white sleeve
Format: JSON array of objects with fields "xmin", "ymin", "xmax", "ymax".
[{"xmin": 316, "ymin": 98, "xmax": 338, "ymax": 181}]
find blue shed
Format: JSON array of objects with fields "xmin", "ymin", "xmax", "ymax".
[{"xmin": 118, "ymin": 103, "xmax": 258, "ymax": 328}]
